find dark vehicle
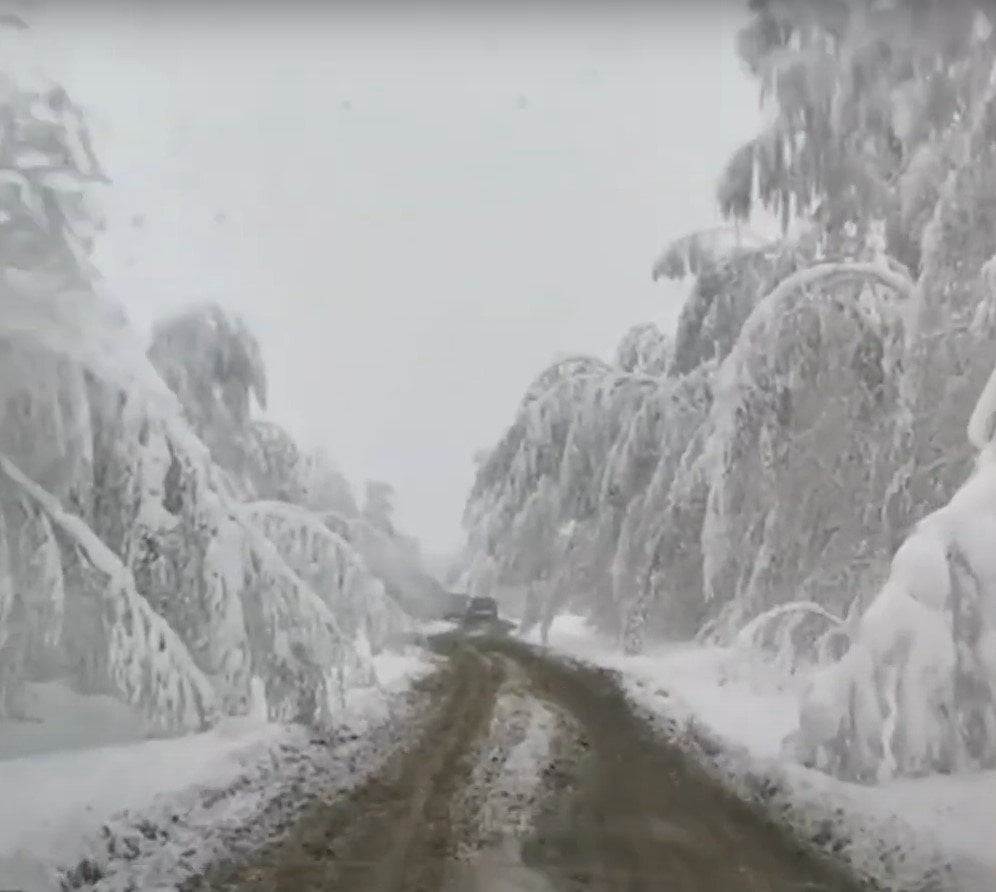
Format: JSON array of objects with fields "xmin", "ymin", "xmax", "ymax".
[
  {"xmin": 465, "ymin": 596, "xmax": 498, "ymax": 621},
  {"xmin": 460, "ymin": 596, "xmax": 515, "ymax": 635}
]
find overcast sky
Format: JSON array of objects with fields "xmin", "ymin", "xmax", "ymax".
[{"xmin": 23, "ymin": 1, "xmax": 761, "ymax": 554}]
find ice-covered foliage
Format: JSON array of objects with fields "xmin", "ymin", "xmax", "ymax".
[
  {"xmin": 0, "ymin": 295, "xmax": 381, "ymax": 730},
  {"xmin": 464, "ymin": 0, "xmax": 996, "ymax": 780},
  {"xmin": 465, "ymin": 345, "xmax": 709, "ymax": 646},
  {"xmin": 0, "ymin": 451, "xmax": 217, "ymax": 732},
  {"xmin": 244, "ymin": 419, "xmax": 307, "ymax": 503},
  {"xmin": 698, "ymin": 261, "xmax": 912, "ymax": 629},
  {"xmin": 299, "ymin": 445, "xmax": 359, "ymax": 516},
  {"xmin": 0, "ymin": 74, "xmax": 107, "ymax": 285},
  {"xmin": 790, "ymin": 443, "xmax": 996, "ymax": 780},
  {"xmin": 651, "ymin": 226, "xmax": 772, "ymax": 282},
  {"xmin": 147, "ymin": 303, "xmax": 267, "ymax": 487},
  {"xmin": 613, "ymin": 322, "xmax": 672, "ymax": 376},
  {"xmin": 241, "ymin": 500, "xmax": 410, "ymax": 655},
  {"xmin": 663, "ymin": 241, "xmax": 806, "ymax": 376},
  {"xmin": 0, "ymin": 63, "xmax": 436, "ymax": 740},
  {"xmin": 721, "ymin": 0, "xmax": 989, "ymax": 254},
  {"xmin": 325, "ymin": 508, "xmax": 448, "ymax": 621}
]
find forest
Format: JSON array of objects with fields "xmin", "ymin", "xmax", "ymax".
[
  {"xmin": 461, "ymin": 0, "xmax": 996, "ymax": 783},
  {"xmin": 0, "ymin": 58, "xmax": 447, "ymax": 737}
]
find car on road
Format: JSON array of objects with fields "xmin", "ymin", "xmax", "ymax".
[
  {"xmin": 464, "ymin": 596, "xmax": 498, "ymax": 622},
  {"xmin": 460, "ymin": 596, "xmax": 516, "ymax": 635}
]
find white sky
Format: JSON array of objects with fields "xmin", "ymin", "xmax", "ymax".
[{"xmin": 21, "ymin": 1, "xmax": 761, "ymax": 554}]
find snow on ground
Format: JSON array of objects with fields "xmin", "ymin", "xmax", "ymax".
[
  {"xmin": 0, "ymin": 683, "xmax": 149, "ymax": 761},
  {"xmin": 446, "ymin": 664, "xmax": 571, "ymax": 892},
  {"xmin": 465, "ymin": 686, "xmax": 560, "ymax": 844},
  {"xmin": 0, "ymin": 649, "xmax": 437, "ymax": 892},
  {"xmin": 529, "ymin": 614, "xmax": 996, "ymax": 892},
  {"xmin": 418, "ymin": 618, "xmax": 459, "ymax": 637}
]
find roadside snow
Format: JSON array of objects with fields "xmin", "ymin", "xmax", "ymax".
[
  {"xmin": 0, "ymin": 650, "xmax": 436, "ymax": 892},
  {"xmin": 530, "ymin": 614, "xmax": 996, "ymax": 892},
  {"xmin": 0, "ymin": 681, "xmax": 149, "ymax": 761},
  {"xmin": 419, "ymin": 618, "xmax": 459, "ymax": 637}
]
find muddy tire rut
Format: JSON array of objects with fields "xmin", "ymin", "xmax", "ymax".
[
  {"xmin": 191, "ymin": 636, "xmax": 864, "ymax": 891},
  {"xmin": 505, "ymin": 641, "xmax": 859, "ymax": 891}
]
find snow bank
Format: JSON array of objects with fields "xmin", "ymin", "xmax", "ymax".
[
  {"xmin": 532, "ymin": 615, "xmax": 996, "ymax": 892},
  {"xmin": 418, "ymin": 618, "xmax": 459, "ymax": 637},
  {"xmin": 0, "ymin": 650, "xmax": 435, "ymax": 892},
  {"xmin": 0, "ymin": 681, "xmax": 148, "ymax": 760}
]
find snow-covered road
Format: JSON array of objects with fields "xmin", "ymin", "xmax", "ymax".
[
  {"xmin": 4, "ymin": 625, "xmax": 993, "ymax": 891},
  {"xmin": 0, "ymin": 651, "xmax": 437, "ymax": 892},
  {"xmin": 186, "ymin": 635, "xmax": 857, "ymax": 892},
  {"xmin": 528, "ymin": 614, "xmax": 996, "ymax": 892}
]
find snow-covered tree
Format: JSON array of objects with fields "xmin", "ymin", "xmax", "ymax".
[
  {"xmin": 242, "ymin": 500, "xmax": 410, "ymax": 656},
  {"xmin": 0, "ymin": 58, "xmax": 409, "ymax": 734},
  {"xmin": 147, "ymin": 302, "xmax": 266, "ymax": 490},
  {"xmin": 0, "ymin": 63, "xmax": 229, "ymax": 730},
  {"xmin": 463, "ymin": 0, "xmax": 996, "ymax": 782},
  {"xmin": 300, "ymin": 445, "xmax": 359, "ymax": 516},
  {"xmin": 362, "ymin": 480, "xmax": 396, "ymax": 535}
]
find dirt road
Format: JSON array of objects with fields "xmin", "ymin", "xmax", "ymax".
[{"xmin": 191, "ymin": 636, "xmax": 861, "ymax": 891}]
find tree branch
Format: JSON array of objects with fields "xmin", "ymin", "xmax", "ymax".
[
  {"xmin": 735, "ymin": 600, "xmax": 847, "ymax": 649},
  {"xmin": 0, "ymin": 449, "xmax": 217, "ymax": 731},
  {"xmin": 753, "ymin": 260, "xmax": 916, "ymax": 321}
]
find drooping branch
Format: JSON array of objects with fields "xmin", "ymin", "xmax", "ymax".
[
  {"xmin": 710, "ymin": 259, "xmax": 916, "ymax": 405},
  {"xmin": 747, "ymin": 260, "xmax": 916, "ymax": 327},
  {"xmin": 735, "ymin": 599, "xmax": 847, "ymax": 649},
  {"xmin": 652, "ymin": 225, "xmax": 774, "ymax": 281},
  {"xmin": 0, "ymin": 449, "xmax": 218, "ymax": 731}
]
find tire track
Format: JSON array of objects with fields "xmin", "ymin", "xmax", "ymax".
[
  {"xmin": 189, "ymin": 634, "xmax": 864, "ymax": 891},
  {"xmin": 500, "ymin": 640, "xmax": 862, "ymax": 892},
  {"xmin": 195, "ymin": 643, "xmax": 502, "ymax": 892}
]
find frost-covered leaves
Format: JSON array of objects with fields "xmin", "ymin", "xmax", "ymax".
[
  {"xmin": 0, "ymin": 491, "xmax": 63, "ymax": 680},
  {"xmin": 340, "ymin": 512, "xmax": 447, "ymax": 621},
  {"xmin": 245, "ymin": 420, "xmax": 307, "ymax": 503},
  {"xmin": 902, "ymin": 86, "xmax": 996, "ymax": 518},
  {"xmin": 362, "ymin": 480, "xmax": 396, "ymax": 535},
  {"xmin": 125, "ymin": 418, "xmax": 253, "ymax": 713},
  {"xmin": 466, "ymin": 356, "xmax": 645, "ymax": 595},
  {"xmin": 0, "ymin": 451, "xmax": 218, "ymax": 732},
  {"xmin": 612, "ymin": 365, "xmax": 714, "ymax": 643},
  {"xmin": 463, "ymin": 0, "xmax": 996, "ymax": 784},
  {"xmin": 0, "ymin": 73, "xmax": 107, "ymax": 284},
  {"xmin": 299, "ymin": 446, "xmax": 358, "ymax": 516},
  {"xmin": 147, "ymin": 303, "xmax": 267, "ymax": 482},
  {"xmin": 652, "ymin": 226, "xmax": 772, "ymax": 282},
  {"xmin": 793, "ymin": 457, "xmax": 996, "ymax": 780},
  {"xmin": 0, "ymin": 292, "xmax": 374, "ymax": 730},
  {"xmin": 700, "ymin": 270, "xmax": 908, "ymax": 623},
  {"xmin": 668, "ymin": 246, "xmax": 797, "ymax": 376},
  {"xmin": 465, "ymin": 344, "xmax": 711, "ymax": 640},
  {"xmin": 613, "ymin": 323, "xmax": 671, "ymax": 375},
  {"xmin": 0, "ymin": 68, "xmax": 396, "ymax": 734},
  {"xmin": 242, "ymin": 500, "xmax": 409, "ymax": 655},
  {"xmin": 0, "ymin": 336, "xmax": 94, "ymax": 509},
  {"xmin": 725, "ymin": 0, "xmax": 993, "ymax": 255}
]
